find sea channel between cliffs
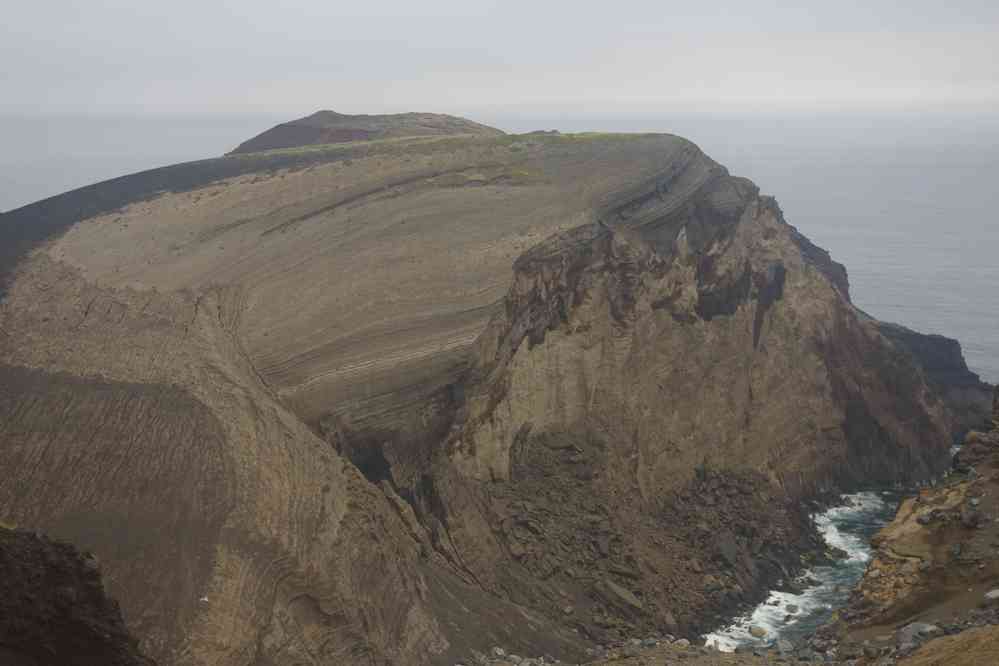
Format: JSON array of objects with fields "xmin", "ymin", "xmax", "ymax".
[{"xmin": 705, "ymin": 490, "xmax": 904, "ymax": 650}]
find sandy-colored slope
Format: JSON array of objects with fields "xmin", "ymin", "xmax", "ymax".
[
  {"xmin": 809, "ymin": 388, "xmax": 999, "ymax": 663},
  {"xmin": 899, "ymin": 625, "xmax": 999, "ymax": 666},
  {"xmin": 422, "ymin": 175, "xmax": 965, "ymax": 643},
  {"xmin": 0, "ymin": 527, "xmax": 152, "ymax": 665},
  {"xmin": 0, "ymin": 256, "xmax": 442, "ymax": 663},
  {"xmin": 45, "ymin": 133, "xmax": 711, "ymax": 429}
]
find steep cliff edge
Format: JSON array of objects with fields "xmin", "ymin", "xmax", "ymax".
[
  {"xmin": 0, "ymin": 527, "xmax": 152, "ymax": 666},
  {"xmin": 0, "ymin": 121, "xmax": 989, "ymax": 664},
  {"xmin": 850, "ymin": 385, "xmax": 999, "ymax": 631}
]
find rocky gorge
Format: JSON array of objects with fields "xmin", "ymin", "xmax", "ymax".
[{"xmin": 0, "ymin": 111, "xmax": 992, "ymax": 665}]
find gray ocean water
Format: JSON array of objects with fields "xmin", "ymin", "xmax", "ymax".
[{"xmin": 1, "ymin": 112, "xmax": 996, "ymax": 382}]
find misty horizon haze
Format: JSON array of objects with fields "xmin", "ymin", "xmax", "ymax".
[{"xmin": 4, "ymin": 1, "xmax": 998, "ymax": 116}]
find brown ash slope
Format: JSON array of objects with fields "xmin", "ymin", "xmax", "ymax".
[
  {"xmin": 0, "ymin": 118, "xmax": 991, "ymax": 665},
  {"xmin": 230, "ymin": 110, "xmax": 504, "ymax": 154}
]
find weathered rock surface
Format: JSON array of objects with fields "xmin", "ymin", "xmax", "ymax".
[
  {"xmin": 816, "ymin": 386, "xmax": 999, "ymax": 662},
  {"xmin": 0, "ymin": 527, "xmax": 152, "ymax": 666},
  {"xmin": 898, "ymin": 624, "xmax": 999, "ymax": 666},
  {"xmin": 0, "ymin": 116, "xmax": 990, "ymax": 664},
  {"xmin": 878, "ymin": 322, "xmax": 993, "ymax": 438},
  {"xmin": 847, "ymin": 387, "xmax": 999, "ymax": 625}
]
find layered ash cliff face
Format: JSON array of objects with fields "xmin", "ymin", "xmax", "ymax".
[
  {"xmin": 810, "ymin": 387, "xmax": 999, "ymax": 664},
  {"xmin": 0, "ymin": 116, "xmax": 990, "ymax": 665}
]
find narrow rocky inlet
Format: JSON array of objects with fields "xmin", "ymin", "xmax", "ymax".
[
  {"xmin": 705, "ymin": 491, "xmax": 903, "ymax": 651},
  {"xmin": 459, "ymin": 397, "xmax": 999, "ymax": 666}
]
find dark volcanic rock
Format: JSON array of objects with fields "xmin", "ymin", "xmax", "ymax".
[
  {"xmin": 0, "ymin": 120, "xmax": 984, "ymax": 665},
  {"xmin": 0, "ymin": 527, "xmax": 152, "ymax": 666}
]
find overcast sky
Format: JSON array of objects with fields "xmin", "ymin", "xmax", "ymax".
[{"xmin": 4, "ymin": 1, "xmax": 999, "ymax": 116}]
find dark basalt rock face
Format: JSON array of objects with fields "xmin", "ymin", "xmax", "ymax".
[{"xmin": 0, "ymin": 528, "xmax": 153, "ymax": 666}]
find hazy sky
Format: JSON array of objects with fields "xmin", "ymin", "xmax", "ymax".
[{"xmin": 4, "ymin": 1, "xmax": 999, "ymax": 116}]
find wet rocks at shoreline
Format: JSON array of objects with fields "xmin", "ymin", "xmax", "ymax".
[{"xmin": 809, "ymin": 385, "xmax": 999, "ymax": 665}]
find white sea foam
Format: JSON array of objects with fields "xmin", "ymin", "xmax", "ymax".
[{"xmin": 703, "ymin": 491, "xmax": 890, "ymax": 652}]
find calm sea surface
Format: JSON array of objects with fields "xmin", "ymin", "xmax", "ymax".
[{"xmin": 1, "ymin": 112, "xmax": 996, "ymax": 382}]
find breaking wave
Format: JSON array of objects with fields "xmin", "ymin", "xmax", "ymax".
[{"xmin": 704, "ymin": 491, "xmax": 899, "ymax": 651}]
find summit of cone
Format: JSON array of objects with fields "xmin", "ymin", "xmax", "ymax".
[{"xmin": 229, "ymin": 109, "xmax": 504, "ymax": 154}]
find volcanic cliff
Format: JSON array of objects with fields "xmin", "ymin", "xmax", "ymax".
[
  {"xmin": 808, "ymin": 386, "xmax": 999, "ymax": 664},
  {"xmin": 0, "ymin": 113, "xmax": 991, "ymax": 665}
]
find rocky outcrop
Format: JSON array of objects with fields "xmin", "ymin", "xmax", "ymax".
[
  {"xmin": 878, "ymin": 322, "xmax": 993, "ymax": 438},
  {"xmin": 230, "ymin": 110, "xmax": 504, "ymax": 154},
  {"xmin": 849, "ymin": 386, "xmax": 999, "ymax": 627},
  {"xmin": 448, "ymin": 188, "xmax": 955, "ymax": 493},
  {"xmin": 0, "ymin": 527, "xmax": 152, "ymax": 666},
  {"xmin": 0, "ymin": 120, "xmax": 989, "ymax": 664},
  {"xmin": 0, "ymin": 130, "xmax": 710, "ymax": 664}
]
